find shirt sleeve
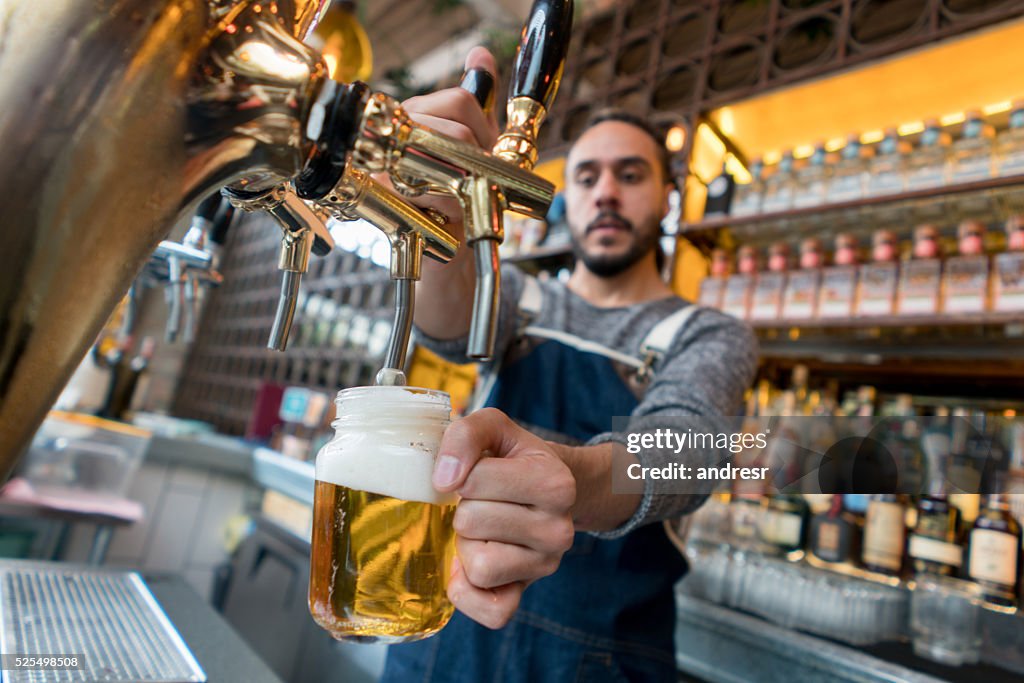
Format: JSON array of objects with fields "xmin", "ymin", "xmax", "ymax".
[
  {"xmin": 585, "ymin": 308, "xmax": 759, "ymax": 539},
  {"xmin": 412, "ymin": 264, "xmax": 527, "ymax": 368}
]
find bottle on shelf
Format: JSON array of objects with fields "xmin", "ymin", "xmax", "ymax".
[
  {"xmin": 698, "ymin": 248, "xmax": 731, "ymax": 308},
  {"xmin": 966, "ymin": 473, "xmax": 1022, "ymax": 607},
  {"xmin": 897, "ymin": 224, "xmax": 943, "ymax": 316},
  {"xmin": 830, "ymin": 133, "xmax": 872, "ymax": 203},
  {"xmin": 781, "ymin": 237, "xmax": 823, "ymax": 319},
  {"xmin": 703, "ymin": 162, "xmax": 736, "ymax": 218},
  {"xmin": 995, "ymin": 99, "xmax": 1024, "ymax": 178},
  {"xmin": 855, "ymin": 229, "xmax": 900, "ymax": 317},
  {"xmin": 761, "ymin": 151, "xmax": 796, "ymax": 214},
  {"xmin": 905, "ymin": 119, "xmax": 952, "ymax": 191},
  {"xmin": 731, "ymin": 157, "xmax": 764, "ymax": 217},
  {"xmin": 749, "ymin": 242, "xmax": 790, "ymax": 321},
  {"xmin": 758, "ymin": 493, "xmax": 810, "ymax": 558},
  {"xmin": 867, "ymin": 128, "xmax": 909, "ymax": 197},
  {"xmin": 793, "ymin": 143, "xmax": 829, "ymax": 209},
  {"xmin": 809, "ymin": 494, "xmax": 860, "ymax": 565},
  {"xmin": 721, "ymin": 245, "xmax": 758, "ymax": 320},
  {"xmin": 942, "ymin": 219, "xmax": 991, "ymax": 314},
  {"xmin": 993, "ymin": 214, "xmax": 1024, "ymax": 312},
  {"xmin": 949, "ymin": 110, "xmax": 996, "ymax": 183},
  {"xmin": 862, "ymin": 493, "xmax": 908, "ymax": 577},
  {"xmin": 817, "ymin": 233, "xmax": 859, "ymax": 319},
  {"xmin": 909, "ymin": 458, "xmax": 964, "ymax": 578}
]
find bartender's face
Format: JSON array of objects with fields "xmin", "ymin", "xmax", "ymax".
[{"xmin": 565, "ymin": 120, "xmax": 671, "ymax": 277}]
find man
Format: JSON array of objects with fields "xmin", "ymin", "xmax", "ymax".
[{"xmin": 381, "ymin": 47, "xmax": 757, "ymax": 682}]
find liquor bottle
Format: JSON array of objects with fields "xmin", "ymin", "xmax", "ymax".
[
  {"xmin": 906, "ymin": 119, "xmax": 952, "ymax": 191},
  {"xmin": 761, "ymin": 152, "xmax": 796, "ymax": 214},
  {"xmin": 942, "ymin": 220, "xmax": 991, "ymax": 314},
  {"xmin": 950, "ymin": 110, "xmax": 996, "ymax": 183},
  {"xmin": 793, "ymin": 144, "xmax": 829, "ymax": 209},
  {"xmin": 867, "ymin": 128, "xmax": 909, "ymax": 197},
  {"xmin": 818, "ymin": 233, "xmax": 859, "ymax": 319},
  {"xmin": 995, "ymin": 100, "xmax": 1024, "ymax": 178},
  {"xmin": 810, "ymin": 494, "xmax": 859, "ymax": 564},
  {"xmin": 856, "ymin": 230, "xmax": 900, "ymax": 317},
  {"xmin": 782, "ymin": 237, "xmax": 823, "ymax": 319},
  {"xmin": 721, "ymin": 245, "xmax": 758, "ymax": 320},
  {"xmin": 731, "ymin": 157, "xmax": 764, "ymax": 217},
  {"xmin": 909, "ymin": 456, "xmax": 964, "ymax": 577},
  {"xmin": 830, "ymin": 133, "xmax": 872, "ymax": 203},
  {"xmin": 759, "ymin": 493, "xmax": 810, "ymax": 557},
  {"xmin": 993, "ymin": 215, "xmax": 1024, "ymax": 312},
  {"xmin": 704, "ymin": 163, "xmax": 736, "ymax": 217},
  {"xmin": 967, "ymin": 475, "xmax": 1022, "ymax": 607},
  {"xmin": 749, "ymin": 243, "xmax": 790, "ymax": 321},
  {"xmin": 698, "ymin": 248, "xmax": 731, "ymax": 308},
  {"xmin": 897, "ymin": 224, "xmax": 943, "ymax": 316},
  {"xmin": 97, "ymin": 336, "xmax": 156, "ymax": 421},
  {"xmin": 862, "ymin": 494, "xmax": 908, "ymax": 576}
]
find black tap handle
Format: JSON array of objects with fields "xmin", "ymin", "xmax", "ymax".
[
  {"xmin": 312, "ymin": 235, "xmax": 332, "ymax": 257},
  {"xmin": 460, "ymin": 68, "xmax": 495, "ymax": 116},
  {"xmin": 509, "ymin": 0, "xmax": 573, "ymax": 110},
  {"xmin": 209, "ymin": 197, "xmax": 235, "ymax": 246}
]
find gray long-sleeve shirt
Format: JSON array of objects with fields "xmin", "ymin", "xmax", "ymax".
[{"xmin": 416, "ymin": 264, "xmax": 759, "ymax": 537}]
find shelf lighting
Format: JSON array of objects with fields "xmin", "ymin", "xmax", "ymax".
[
  {"xmin": 718, "ymin": 107, "xmax": 736, "ymax": 137},
  {"xmin": 825, "ymin": 137, "xmax": 846, "ymax": 152},
  {"xmin": 860, "ymin": 130, "xmax": 884, "ymax": 144},
  {"xmin": 666, "ymin": 125, "xmax": 687, "ymax": 152},
  {"xmin": 793, "ymin": 144, "xmax": 815, "ymax": 159},
  {"xmin": 763, "ymin": 150, "xmax": 782, "ymax": 165},
  {"xmin": 983, "ymin": 101, "xmax": 1013, "ymax": 115},
  {"xmin": 897, "ymin": 121, "xmax": 925, "ymax": 136},
  {"xmin": 940, "ymin": 111, "xmax": 967, "ymax": 126}
]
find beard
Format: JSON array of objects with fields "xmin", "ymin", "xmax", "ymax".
[{"xmin": 572, "ymin": 211, "xmax": 662, "ymax": 278}]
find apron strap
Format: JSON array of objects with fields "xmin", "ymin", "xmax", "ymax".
[{"xmin": 636, "ymin": 304, "xmax": 701, "ymax": 381}]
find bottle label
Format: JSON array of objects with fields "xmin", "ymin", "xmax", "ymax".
[
  {"xmin": 952, "ymin": 149, "xmax": 993, "ymax": 183},
  {"xmin": 750, "ymin": 273, "xmax": 787, "ymax": 321},
  {"xmin": 818, "ymin": 266, "xmax": 857, "ymax": 318},
  {"xmin": 897, "ymin": 259, "xmax": 942, "ymax": 315},
  {"xmin": 994, "ymin": 252, "xmax": 1024, "ymax": 312},
  {"xmin": 721, "ymin": 275, "xmax": 753, "ymax": 319},
  {"xmin": 782, "ymin": 270, "xmax": 821, "ymax": 319},
  {"xmin": 814, "ymin": 520, "xmax": 843, "ymax": 561},
  {"xmin": 943, "ymin": 255, "xmax": 990, "ymax": 313},
  {"xmin": 856, "ymin": 263, "xmax": 899, "ymax": 316},
  {"xmin": 759, "ymin": 510, "xmax": 803, "ymax": 547},
  {"xmin": 867, "ymin": 159, "xmax": 904, "ymax": 196},
  {"xmin": 732, "ymin": 186, "xmax": 761, "ymax": 217},
  {"xmin": 762, "ymin": 184, "xmax": 794, "ymax": 214},
  {"xmin": 969, "ymin": 528, "xmax": 1020, "ymax": 586},
  {"xmin": 794, "ymin": 179, "xmax": 826, "ymax": 209},
  {"xmin": 829, "ymin": 173, "xmax": 864, "ymax": 202},
  {"xmin": 999, "ymin": 148, "xmax": 1024, "ymax": 177},
  {"xmin": 906, "ymin": 163, "xmax": 946, "ymax": 191},
  {"xmin": 698, "ymin": 277, "xmax": 725, "ymax": 309},
  {"xmin": 863, "ymin": 501, "xmax": 905, "ymax": 570},
  {"xmin": 908, "ymin": 534, "xmax": 963, "ymax": 567}
]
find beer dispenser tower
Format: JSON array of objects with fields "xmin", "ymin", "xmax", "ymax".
[{"xmin": 0, "ymin": 0, "xmax": 573, "ymax": 470}]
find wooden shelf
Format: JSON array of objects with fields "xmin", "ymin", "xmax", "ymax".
[{"xmin": 748, "ymin": 310, "xmax": 1024, "ymax": 330}]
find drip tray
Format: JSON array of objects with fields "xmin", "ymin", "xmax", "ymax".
[{"xmin": 0, "ymin": 562, "xmax": 206, "ymax": 682}]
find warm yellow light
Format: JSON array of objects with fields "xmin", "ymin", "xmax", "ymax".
[
  {"xmin": 860, "ymin": 130, "xmax": 885, "ymax": 144},
  {"xmin": 763, "ymin": 150, "xmax": 782, "ymax": 165},
  {"xmin": 793, "ymin": 144, "xmax": 815, "ymax": 160},
  {"xmin": 725, "ymin": 154, "xmax": 752, "ymax": 184},
  {"xmin": 323, "ymin": 54, "xmax": 338, "ymax": 77},
  {"xmin": 825, "ymin": 137, "xmax": 846, "ymax": 152},
  {"xmin": 940, "ymin": 111, "xmax": 966, "ymax": 126},
  {"xmin": 718, "ymin": 108, "xmax": 736, "ymax": 137},
  {"xmin": 983, "ymin": 101, "xmax": 1013, "ymax": 116},
  {"xmin": 697, "ymin": 124, "xmax": 726, "ymax": 156},
  {"xmin": 1004, "ymin": 409, "xmax": 1017, "ymax": 417},
  {"xmin": 898, "ymin": 121, "xmax": 925, "ymax": 136},
  {"xmin": 666, "ymin": 125, "xmax": 687, "ymax": 152}
]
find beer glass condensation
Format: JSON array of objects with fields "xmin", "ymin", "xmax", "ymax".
[{"xmin": 308, "ymin": 386, "xmax": 456, "ymax": 642}]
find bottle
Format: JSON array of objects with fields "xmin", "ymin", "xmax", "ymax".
[
  {"xmin": 867, "ymin": 128, "xmax": 909, "ymax": 197},
  {"xmin": 810, "ymin": 495, "xmax": 859, "ymax": 564},
  {"xmin": 942, "ymin": 220, "xmax": 991, "ymax": 314},
  {"xmin": 818, "ymin": 233, "xmax": 859, "ymax": 319},
  {"xmin": 949, "ymin": 110, "xmax": 996, "ymax": 183},
  {"xmin": 731, "ymin": 157, "xmax": 764, "ymax": 217},
  {"xmin": 862, "ymin": 494, "xmax": 908, "ymax": 576},
  {"xmin": 830, "ymin": 133, "xmax": 872, "ymax": 202},
  {"xmin": 905, "ymin": 119, "xmax": 952, "ymax": 191},
  {"xmin": 698, "ymin": 248, "xmax": 731, "ymax": 308},
  {"xmin": 793, "ymin": 144, "xmax": 829, "ymax": 209},
  {"xmin": 782, "ymin": 237, "xmax": 823, "ymax": 319},
  {"xmin": 309, "ymin": 386, "xmax": 457, "ymax": 641},
  {"xmin": 897, "ymin": 224, "xmax": 943, "ymax": 316},
  {"xmin": 993, "ymin": 215, "xmax": 1024, "ymax": 312},
  {"xmin": 721, "ymin": 245, "xmax": 758, "ymax": 320},
  {"xmin": 966, "ymin": 475, "xmax": 1022, "ymax": 607},
  {"xmin": 749, "ymin": 243, "xmax": 790, "ymax": 321},
  {"xmin": 761, "ymin": 152, "xmax": 796, "ymax": 213},
  {"xmin": 856, "ymin": 229, "xmax": 900, "ymax": 317},
  {"xmin": 704, "ymin": 163, "xmax": 736, "ymax": 217},
  {"xmin": 909, "ymin": 455, "xmax": 964, "ymax": 578},
  {"xmin": 759, "ymin": 493, "xmax": 810, "ymax": 557},
  {"xmin": 995, "ymin": 100, "xmax": 1024, "ymax": 178}
]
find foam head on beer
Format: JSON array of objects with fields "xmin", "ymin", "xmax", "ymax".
[{"xmin": 309, "ymin": 386, "xmax": 457, "ymax": 643}]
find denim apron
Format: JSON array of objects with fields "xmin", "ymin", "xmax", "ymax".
[{"xmin": 383, "ymin": 287, "xmax": 691, "ymax": 683}]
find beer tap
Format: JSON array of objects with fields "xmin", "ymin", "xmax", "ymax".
[{"xmin": 181, "ymin": 194, "xmax": 235, "ymax": 342}]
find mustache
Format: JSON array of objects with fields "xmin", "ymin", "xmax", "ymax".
[{"xmin": 585, "ymin": 211, "xmax": 634, "ymax": 235}]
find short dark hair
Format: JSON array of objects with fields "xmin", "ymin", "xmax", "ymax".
[{"xmin": 576, "ymin": 108, "xmax": 672, "ymax": 184}]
